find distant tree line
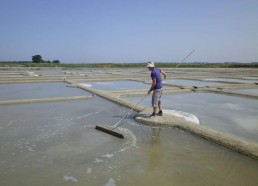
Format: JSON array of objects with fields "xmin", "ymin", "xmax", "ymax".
[{"xmin": 32, "ymin": 55, "xmax": 60, "ymax": 64}]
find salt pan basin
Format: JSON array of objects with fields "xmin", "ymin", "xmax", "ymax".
[
  {"xmin": 164, "ymin": 79, "xmax": 227, "ymax": 87},
  {"xmin": 0, "ymin": 82, "xmax": 90, "ymax": 101},
  {"xmin": 128, "ymin": 92, "xmax": 258, "ymax": 143},
  {"xmin": 230, "ymin": 88, "xmax": 258, "ymax": 96},
  {"xmin": 205, "ymin": 78, "xmax": 257, "ymax": 84},
  {"xmin": 1, "ymin": 96, "xmax": 258, "ymax": 185},
  {"xmin": 79, "ymin": 81, "xmax": 151, "ymax": 91}
]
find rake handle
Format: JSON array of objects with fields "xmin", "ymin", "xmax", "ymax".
[{"xmin": 112, "ymin": 94, "xmax": 148, "ymax": 130}]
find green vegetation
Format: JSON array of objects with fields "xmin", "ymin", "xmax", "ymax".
[
  {"xmin": 32, "ymin": 55, "xmax": 60, "ymax": 64},
  {"xmin": 0, "ymin": 62, "xmax": 257, "ymax": 68},
  {"xmin": 1, "ymin": 55, "xmax": 257, "ymax": 68},
  {"xmin": 32, "ymin": 55, "xmax": 43, "ymax": 63}
]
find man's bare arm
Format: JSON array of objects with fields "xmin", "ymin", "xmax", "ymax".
[
  {"xmin": 148, "ymin": 79, "xmax": 156, "ymax": 94},
  {"xmin": 161, "ymin": 69, "xmax": 167, "ymax": 79}
]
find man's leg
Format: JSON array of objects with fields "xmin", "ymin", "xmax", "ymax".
[
  {"xmin": 157, "ymin": 90, "xmax": 163, "ymax": 116},
  {"xmin": 153, "ymin": 107, "xmax": 158, "ymax": 114},
  {"xmin": 150, "ymin": 89, "xmax": 162, "ymax": 117},
  {"xmin": 157, "ymin": 103, "xmax": 163, "ymax": 116}
]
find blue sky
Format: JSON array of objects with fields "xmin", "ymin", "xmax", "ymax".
[{"xmin": 0, "ymin": 0, "xmax": 258, "ymax": 63}]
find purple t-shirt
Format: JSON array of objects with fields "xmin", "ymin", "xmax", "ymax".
[{"xmin": 151, "ymin": 68, "xmax": 162, "ymax": 89}]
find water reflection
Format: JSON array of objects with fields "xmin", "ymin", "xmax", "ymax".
[{"xmin": 149, "ymin": 127, "xmax": 163, "ymax": 171}]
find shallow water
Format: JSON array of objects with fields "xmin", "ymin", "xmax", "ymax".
[
  {"xmin": 79, "ymin": 81, "xmax": 151, "ymax": 91},
  {"xmin": 128, "ymin": 92, "xmax": 258, "ymax": 143},
  {"xmin": 205, "ymin": 78, "xmax": 257, "ymax": 84},
  {"xmin": 0, "ymin": 82, "xmax": 90, "ymax": 101},
  {"xmin": 231, "ymin": 88, "xmax": 258, "ymax": 96},
  {"xmin": 0, "ymin": 74, "xmax": 23, "ymax": 77},
  {"xmin": 164, "ymin": 79, "xmax": 227, "ymax": 87},
  {"xmin": 1, "ymin": 96, "xmax": 258, "ymax": 185}
]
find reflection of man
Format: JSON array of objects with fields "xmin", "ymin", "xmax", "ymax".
[
  {"xmin": 149, "ymin": 127, "xmax": 162, "ymax": 170},
  {"xmin": 151, "ymin": 127, "xmax": 161, "ymax": 144},
  {"xmin": 147, "ymin": 61, "xmax": 167, "ymax": 117}
]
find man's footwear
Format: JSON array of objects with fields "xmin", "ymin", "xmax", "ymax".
[
  {"xmin": 149, "ymin": 113, "xmax": 156, "ymax": 117},
  {"xmin": 157, "ymin": 110, "xmax": 163, "ymax": 116}
]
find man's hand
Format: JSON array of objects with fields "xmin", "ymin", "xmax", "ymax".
[
  {"xmin": 148, "ymin": 90, "xmax": 152, "ymax": 94},
  {"xmin": 164, "ymin": 74, "xmax": 167, "ymax": 79}
]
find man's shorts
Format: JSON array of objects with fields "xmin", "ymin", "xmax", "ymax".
[{"xmin": 152, "ymin": 89, "xmax": 162, "ymax": 107}]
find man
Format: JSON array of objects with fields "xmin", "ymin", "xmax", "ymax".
[{"xmin": 147, "ymin": 61, "xmax": 167, "ymax": 117}]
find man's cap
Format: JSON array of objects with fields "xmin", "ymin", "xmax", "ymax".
[{"xmin": 147, "ymin": 61, "xmax": 155, "ymax": 68}]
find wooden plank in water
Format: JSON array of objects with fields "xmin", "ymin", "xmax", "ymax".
[{"xmin": 95, "ymin": 125, "xmax": 124, "ymax": 139}]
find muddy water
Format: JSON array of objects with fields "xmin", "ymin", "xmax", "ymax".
[{"xmin": 0, "ymin": 97, "xmax": 258, "ymax": 185}]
